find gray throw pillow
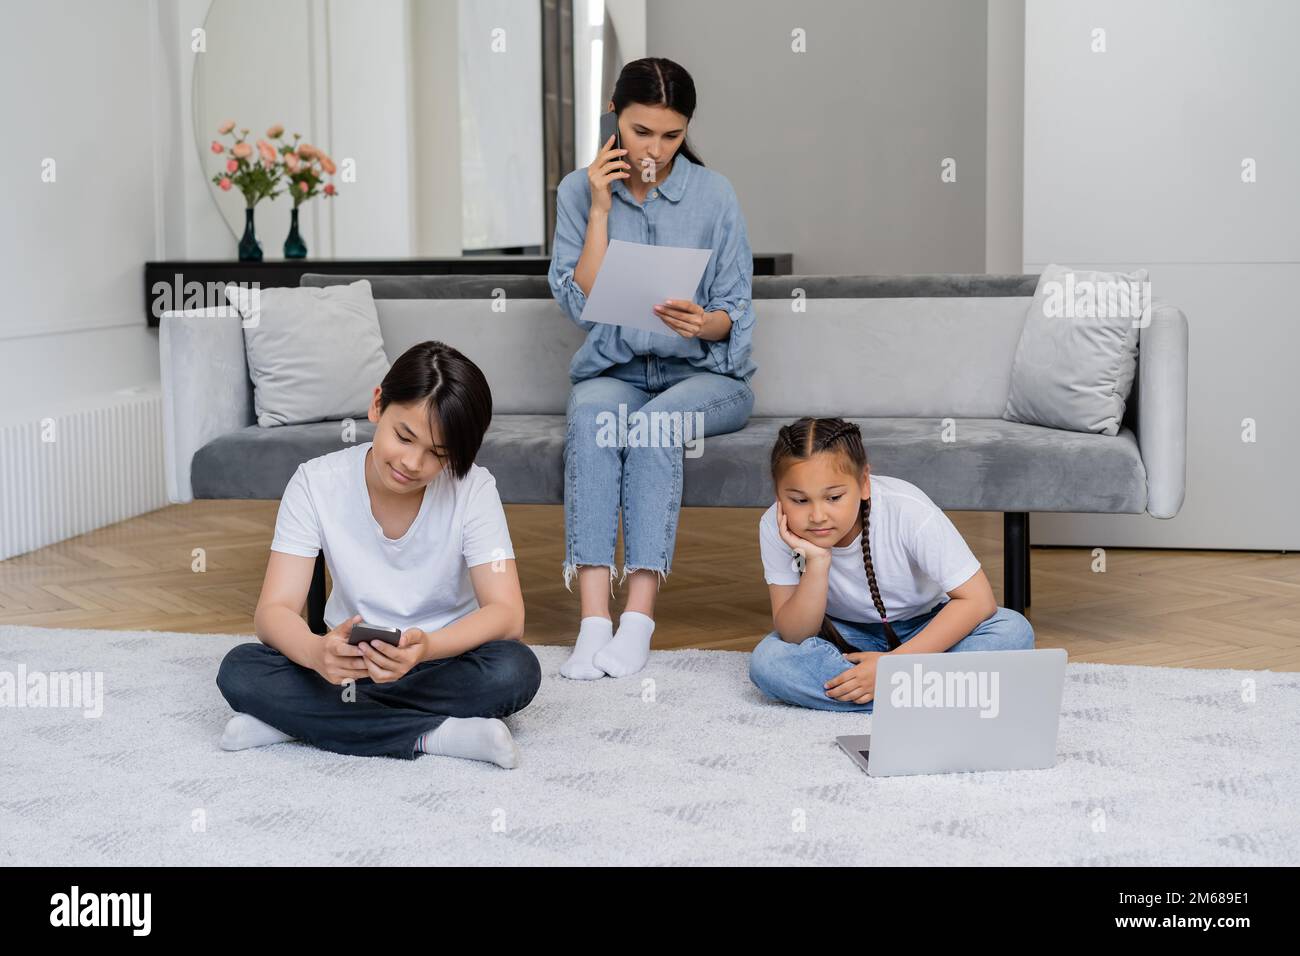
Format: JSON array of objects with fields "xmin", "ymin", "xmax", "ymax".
[
  {"xmin": 224, "ymin": 279, "xmax": 391, "ymax": 427},
  {"xmin": 1003, "ymin": 263, "xmax": 1148, "ymax": 436}
]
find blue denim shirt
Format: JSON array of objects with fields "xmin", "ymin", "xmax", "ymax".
[{"xmin": 547, "ymin": 154, "xmax": 757, "ymax": 385}]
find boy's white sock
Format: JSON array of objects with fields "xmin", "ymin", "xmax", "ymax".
[
  {"xmin": 417, "ymin": 716, "xmax": 519, "ymax": 769},
  {"xmin": 592, "ymin": 610, "xmax": 655, "ymax": 678},
  {"xmin": 220, "ymin": 712, "xmax": 295, "ymax": 751},
  {"xmin": 560, "ymin": 615, "xmax": 614, "ymax": 680}
]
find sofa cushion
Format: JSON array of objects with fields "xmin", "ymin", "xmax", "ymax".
[
  {"xmin": 1004, "ymin": 264, "xmax": 1146, "ymax": 436},
  {"xmin": 191, "ymin": 420, "xmax": 379, "ymax": 501},
  {"xmin": 225, "ymin": 279, "xmax": 391, "ymax": 427},
  {"xmin": 675, "ymin": 417, "xmax": 1147, "ymax": 512},
  {"xmin": 192, "ymin": 416, "xmax": 1146, "ymax": 514},
  {"xmin": 364, "ymin": 295, "xmax": 1034, "ymax": 420}
]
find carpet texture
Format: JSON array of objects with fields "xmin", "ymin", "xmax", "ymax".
[{"xmin": 1, "ymin": 624, "xmax": 1297, "ymax": 866}]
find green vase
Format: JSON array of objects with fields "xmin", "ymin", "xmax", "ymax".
[
  {"xmin": 238, "ymin": 207, "xmax": 263, "ymax": 261},
  {"xmin": 284, "ymin": 206, "xmax": 308, "ymax": 259}
]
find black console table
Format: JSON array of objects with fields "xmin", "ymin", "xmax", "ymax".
[{"xmin": 143, "ymin": 253, "xmax": 793, "ymax": 328}]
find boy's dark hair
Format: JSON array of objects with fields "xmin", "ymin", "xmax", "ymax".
[
  {"xmin": 377, "ymin": 341, "xmax": 492, "ymax": 481},
  {"xmin": 611, "ymin": 57, "xmax": 706, "ymax": 167},
  {"xmin": 769, "ymin": 417, "xmax": 901, "ymax": 653}
]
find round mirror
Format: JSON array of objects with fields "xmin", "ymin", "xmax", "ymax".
[{"xmin": 192, "ymin": 0, "xmax": 324, "ymax": 254}]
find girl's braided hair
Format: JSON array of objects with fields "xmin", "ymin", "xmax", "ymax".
[{"xmin": 770, "ymin": 417, "xmax": 901, "ymax": 652}]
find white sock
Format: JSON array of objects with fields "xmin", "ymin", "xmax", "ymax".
[
  {"xmin": 593, "ymin": 610, "xmax": 656, "ymax": 678},
  {"xmin": 560, "ymin": 615, "xmax": 614, "ymax": 680},
  {"xmin": 416, "ymin": 716, "xmax": 519, "ymax": 769},
  {"xmin": 220, "ymin": 712, "xmax": 295, "ymax": 751}
]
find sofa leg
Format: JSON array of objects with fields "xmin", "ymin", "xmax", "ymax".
[
  {"xmin": 307, "ymin": 552, "xmax": 327, "ymax": 635},
  {"xmin": 1023, "ymin": 512, "xmax": 1031, "ymax": 609},
  {"xmin": 1003, "ymin": 512, "xmax": 1028, "ymax": 615}
]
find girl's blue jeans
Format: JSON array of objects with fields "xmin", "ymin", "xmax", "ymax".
[
  {"xmin": 563, "ymin": 355, "xmax": 754, "ymax": 592},
  {"xmin": 749, "ymin": 602, "xmax": 1035, "ymax": 713}
]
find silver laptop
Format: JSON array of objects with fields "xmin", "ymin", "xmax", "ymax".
[{"xmin": 836, "ymin": 648, "xmax": 1067, "ymax": 777}]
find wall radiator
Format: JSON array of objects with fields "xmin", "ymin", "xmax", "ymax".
[{"xmin": 0, "ymin": 386, "xmax": 167, "ymax": 561}]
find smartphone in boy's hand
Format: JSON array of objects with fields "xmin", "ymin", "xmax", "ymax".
[{"xmin": 347, "ymin": 622, "xmax": 403, "ymax": 647}]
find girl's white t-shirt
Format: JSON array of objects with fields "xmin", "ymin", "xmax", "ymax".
[
  {"xmin": 270, "ymin": 442, "xmax": 515, "ymax": 633},
  {"xmin": 759, "ymin": 473, "xmax": 981, "ymax": 624}
]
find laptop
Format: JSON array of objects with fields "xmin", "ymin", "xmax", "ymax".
[{"xmin": 836, "ymin": 648, "xmax": 1067, "ymax": 777}]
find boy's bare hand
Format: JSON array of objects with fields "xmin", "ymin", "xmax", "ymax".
[
  {"xmin": 357, "ymin": 627, "xmax": 426, "ymax": 684},
  {"xmin": 315, "ymin": 614, "xmax": 369, "ymax": 685}
]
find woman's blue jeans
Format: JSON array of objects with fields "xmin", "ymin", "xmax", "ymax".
[
  {"xmin": 563, "ymin": 355, "xmax": 754, "ymax": 592},
  {"xmin": 749, "ymin": 602, "xmax": 1035, "ymax": 713}
]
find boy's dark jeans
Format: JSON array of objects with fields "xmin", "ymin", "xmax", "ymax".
[{"xmin": 216, "ymin": 637, "xmax": 541, "ymax": 759}]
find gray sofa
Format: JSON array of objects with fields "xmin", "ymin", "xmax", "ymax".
[{"xmin": 159, "ymin": 273, "xmax": 1188, "ymax": 627}]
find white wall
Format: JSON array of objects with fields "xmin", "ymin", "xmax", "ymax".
[
  {"xmin": 410, "ymin": 0, "xmax": 464, "ymax": 255},
  {"xmin": 984, "ymin": 0, "xmax": 1023, "ymax": 273},
  {"xmin": 645, "ymin": 0, "xmax": 990, "ymax": 274},
  {"xmin": 161, "ymin": 0, "xmax": 233, "ymax": 261},
  {"xmin": 328, "ymin": 0, "xmax": 415, "ymax": 256},
  {"xmin": 0, "ymin": 0, "xmax": 163, "ymax": 421},
  {"xmin": 1023, "ymin": 0, "xmax": 1299, "ymax": 549},
  {"xmin": 457, "ymin": 0, "xmax": 544, "ymax": 250},
  {"xmin": 605, "ymin": 0, "xmax": 647, "ymax": 66}
]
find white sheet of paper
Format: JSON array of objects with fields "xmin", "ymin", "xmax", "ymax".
[{"xmin": 579, "ymin": 238, "xmax": 714, "ymax": 336}]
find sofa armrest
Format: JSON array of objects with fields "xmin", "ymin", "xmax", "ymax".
[
  {"xmin": 1133, "ymin": 301, "xmax": 1189, "ymax": 519},
  {"xmin": 159, "ymin": 309, "xmax": 254, "ymax": 503}
]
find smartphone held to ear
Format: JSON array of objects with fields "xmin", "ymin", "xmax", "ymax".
[
  {"xmin": 347, "ymin": 623, "xmax": 403, "ymax": 647},
  {"xmin": 599, "ymin": 110, "xmax": 621, "ymax": 155}
]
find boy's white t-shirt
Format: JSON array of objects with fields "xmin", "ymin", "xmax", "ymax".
[
  {"xmin": 270, "ymin": 442, "xmax": 515, "ymax": 633},
  {"xmin": 759, "ymin": 474, "xmax": 981, "ymax": 624}
]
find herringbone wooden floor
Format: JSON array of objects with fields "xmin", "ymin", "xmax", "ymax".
[{"xmin": 1, "ymin": 500, "xmax": 1296, "ymax": 669}]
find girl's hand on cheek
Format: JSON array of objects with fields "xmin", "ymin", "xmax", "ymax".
[
  {"xmin": 776, "ymin": 501, "xmax": 832, "ymax": 571},
  {"xmin": 359, "ymin": 627, "xmax": 426, "ymax": 683}
]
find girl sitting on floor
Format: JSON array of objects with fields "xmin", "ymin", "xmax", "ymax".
[{"xmin": 749, "ymin": 416, "xmax": 1034, "ymax": 711}]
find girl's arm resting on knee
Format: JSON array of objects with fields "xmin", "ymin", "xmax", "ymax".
[
  {"xmin": 421, "ymin": 559, "xmax": 527, "ymax": 662},
  {"xmin": 889, "ymin": 570, "xmax": 998, "ymax": 656},
  {"xmin": 769, "ymin": 554, "xmax": 831, "ymax": 643},
  {"xmin": 253, "ymin": 551, "xmax": 328, "ymax": 672}
]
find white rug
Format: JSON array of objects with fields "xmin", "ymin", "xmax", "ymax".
[{"xmin": 1, "ymin": 624, "xmax": 1297, "ymax": 866}]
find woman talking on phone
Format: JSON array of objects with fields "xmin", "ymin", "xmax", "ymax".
[{"xmin": 547, "ymin": 57, "xmax": 757, "ymax": 680}]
